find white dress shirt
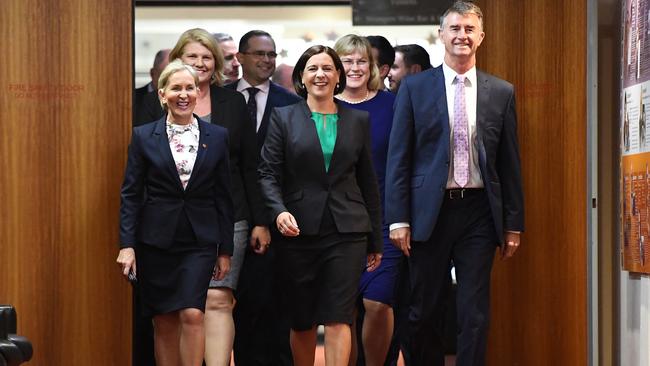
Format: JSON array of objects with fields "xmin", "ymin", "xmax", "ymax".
[
  {"xmin": 237, "ymin": 79, "xmax": 270, "ymax": 132},
  {"xmin": 389, "ymin": 62, "xmax": 484, "ymax": 232},
  {"xmin": 442, "ymin": 62, "xmax": 484, "ymax": 189}
]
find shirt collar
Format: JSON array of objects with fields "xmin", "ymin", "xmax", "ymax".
[
  {"xmin": 237, "ymin": 78, "xmax": 270, "ymax": 94},
  {"xmin": 166, "ymin": 116, "xmax": 199, "ymax": 132},
  {"xmin": 442, "ymin": 62, "xmax": 477, "ymax": 88}
]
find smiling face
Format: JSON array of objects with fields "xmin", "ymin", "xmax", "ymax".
[
  {"xmin": 439, "ymin": 11, "xmax": 484, "ymax": 67},
  {"xmin": 301, "ymin": 52, "xmax": 340, "ymax": 101},
  {"xmin": 340, "ymin": 51, "xmax": 370, "ymax": 92},
  {"xmin": 180, "ymin": 41, "xmax": 215, "ymax": 86},
  {"xmin": 158, "ymin": 69, "xmax": 198, "ymax": 124},
  {"xmin": 238, "ymin": 35, "xmax": 276, "ymax": 86}
]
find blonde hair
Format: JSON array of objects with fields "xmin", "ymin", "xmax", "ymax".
[
  {"xmin": 157, "ymin": 59, "xmax": 199, "ymax": 111},
  {"xmin": 169, "ymin": 28, "xmax": 225, "ymax": 86},
  {"xmin": 333, "ymin": 34, "xmax": 382, "ymax": 92}
]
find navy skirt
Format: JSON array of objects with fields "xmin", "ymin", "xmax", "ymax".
[{"xmin": 135, "ymin": 241, "xmax": 216, "ymax": 317}]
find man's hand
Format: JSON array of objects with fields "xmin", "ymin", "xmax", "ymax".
[
  {"xmin": 500, "ymin": 231, "xmax": 520, "ymax": 260},
  {"xmin": 250, "ymin": 225, "xmax": 271, "ymax": 254},
  {"xmin": 390, "ymin": 227, "xmax": 411, "ymax": 257}
]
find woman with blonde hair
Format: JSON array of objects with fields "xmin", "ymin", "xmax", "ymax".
[
  {"xmin": 334, "ymin": 34, "xmax": 400, "ymax": 366},
  {"xmin": 140, "ymin": 28, "xmax": 269, "ymax": 366},
  {"xmin": 117, "ymin": 59, "xmax": 233, "ymax": 366}
]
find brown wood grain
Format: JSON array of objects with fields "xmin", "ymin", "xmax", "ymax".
[
  {"xmin": 0, "ymin": 0, "xmax": 132, "ymax": 364},
  {"xmin": 475, "ymin": 0, "xmax": 588, "ymax": 365}
]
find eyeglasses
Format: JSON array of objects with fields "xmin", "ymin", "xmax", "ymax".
[{"xmin": 241, "ymin": 51, "xmax": 278, "ymax": 59}]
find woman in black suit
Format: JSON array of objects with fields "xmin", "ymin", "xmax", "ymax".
[
  {"xmin": 117, "ymin": 59, "xmax": 233, "ymax": 366},
  {"xmin": 258, "ymin": 45, "xmax": 383, "ymax": 366},
  {"xmin": 139, "ymin": 28, "xmax": 268, "ymax": 366}
]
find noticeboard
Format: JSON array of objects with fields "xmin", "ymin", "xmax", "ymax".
[
  {"xmin": 352, "ymin": 0, "xmax": 454, "ymax": 26},
  {"xmin": 621, "ymin": 0, "xmax": 650, "ymax": 273}
]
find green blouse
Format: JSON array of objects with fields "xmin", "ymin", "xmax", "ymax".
[{"xmin": 311, "ymin": 112, "xmax": 338, "ymax": 172}]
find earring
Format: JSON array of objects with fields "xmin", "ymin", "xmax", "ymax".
[
  {"xmin": 336, "ymin": 83, "xmax": 340, "ymax": 90},
  {"xmin": 301, "ymin": 83, "xmax": 306, "ymax": 89}
]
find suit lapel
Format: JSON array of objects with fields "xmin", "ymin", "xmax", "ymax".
[
  {"xmin": 297, "ymin": 101, "xmax": 329, "ymax": 179},
  {"xmin": 476, "ymin": 70, "xmax": 491, "ymax": 172},
  {"xmin": 328, "ymin": 102, "xmax": 348, "ymax": 175},
  {"xmin": 184, "ymin": 119, "xmax": 210, "ymax": 191},
  {"xmin": 210, "ymin": 85, "xmax": 229, "ymax": 126},
  {"xmin": 258, "ymin": 83, "xmax": 279, "ymax": 144},
  {"xmin": 432, "ymin": 67, "xmax": 451, "ymax": 142},
  {"xmin": 154, "ymin": 119, "xmax": 184, "ymax": 191}
]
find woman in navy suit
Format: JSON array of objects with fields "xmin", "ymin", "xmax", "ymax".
[
  {"xmin": 117, "ymin": 60, "xmax": 233, "ymax": 366},
  {"xmin": 138, "ymin": 28, "xmax": 268, "ymax": 366},
  {"xmin": 258, "ymin": 45, "xmax": 383, "ymax": 366}
]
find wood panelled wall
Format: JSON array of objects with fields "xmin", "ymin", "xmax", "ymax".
[
  {"xmin": 0, "ymin": 0, "xmax": 132, "ymax": 365},
  {"xmin": 476, "ymin": 1, "xmax": 588, "ymax": 365}
]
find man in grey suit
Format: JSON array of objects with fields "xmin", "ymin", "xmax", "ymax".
[{"xmin": 385, "ymin": 2, "xmax": 524, "ymax": 365}]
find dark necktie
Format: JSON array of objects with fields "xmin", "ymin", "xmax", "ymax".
[
  {"xmin": 453, "ymin": 75, "xmax": 469, "ymax": 187},
  {"xmin": 246, "ymin": 87, "xmax": 260, "ymax": 130}
]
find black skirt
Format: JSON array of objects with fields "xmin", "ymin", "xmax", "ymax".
[
  {"xmin": 278, "ymin": 205, "xmax": 367, "ymax": 331},
  {"xmin": 135, "ymin": 241, "xmax": 216, "ymax": 317}
]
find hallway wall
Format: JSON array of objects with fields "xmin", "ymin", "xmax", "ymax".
[
  {"xmin": 477, "ymin": 1, "xmax": 589, "ymax": 364},
  {"xmin": 0, "ymin": 0, "xmax": 132, "ymax": 364}
]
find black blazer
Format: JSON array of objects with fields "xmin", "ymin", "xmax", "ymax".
[
  {"xmin": 385, "ymin": 66, "xmax": 524, "ymax": 243},
  {"xmin": 119, "ymin": 117, "xmax": 234, "ymax": 255},
  {"xmin": 258, "ymin": 101, "xmax": 383, "ymax": 253},
  {"xmin": 136, "ymin": 84, "xmax": 266, "ymax": 226},
  {"xmin": 133, "ymin": 83, "xmax": 150, "ymax": 122},
  {"xmin": 225, "ymin": 80, "xmax": 302, "ymax": 152}
]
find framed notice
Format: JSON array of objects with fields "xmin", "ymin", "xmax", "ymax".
[
  {"xmin": 352, "ymin": 0, "xmax": 453, "ymax": 25},
  {"xmin": 621, "ymin": 0, "xmax": 650, "ymax": 273}
]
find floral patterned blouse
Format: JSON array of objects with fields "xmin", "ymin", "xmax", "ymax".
[{"xmin": 166, "ymin": 118, "xmax": 199, "ymax": 189}]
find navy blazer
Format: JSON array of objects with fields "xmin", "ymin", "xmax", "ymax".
[
  {"xmin": 135, "ymin": 84, "xmax": 266, "ymax": 226},
  {"xmin": 385, "ymin": 66, "xmax": 524, "ymax": 244},
  {"xmin": 258, "ymin": 101, "xmax": 383, "ymax": 253},
  {"xmin": 119, "ymin": 117, "xmax": 235, "ymax": 255},
  {"xmin": 225, "ymin": 80, "xmax": 302, "ymax": 152}
]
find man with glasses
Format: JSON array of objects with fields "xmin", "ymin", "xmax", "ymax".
[{"xmin": 226, "ymin": 29, "xmax": 300, "ymax": 366}]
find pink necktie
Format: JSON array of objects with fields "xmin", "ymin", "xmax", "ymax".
[{"xmin": 453, "ymin": 75, "xmax": 469, "ymax": 187}]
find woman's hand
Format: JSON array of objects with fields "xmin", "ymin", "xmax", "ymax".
[
  {"xmin": 276, "ymin": 211, "xmax": 300, "ymax": 237},
  {"xmin": 366, "ymin": 253, "xmax": 382, "ymax": 272},
  {"xmin": 116, "ymin": 248, "xmax": 136, "ymax": 279},
  {"xmin": 213, "ymin": 255, "xmax": 231, "ymax": 281}
]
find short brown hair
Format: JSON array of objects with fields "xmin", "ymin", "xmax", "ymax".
[
  {"xmin": 292, "ymin": 45, "xmax": 346, "ymax": 99},
  {"xmin": 440, "ymin": 1, "xmax": 484, "ymax": 30}
]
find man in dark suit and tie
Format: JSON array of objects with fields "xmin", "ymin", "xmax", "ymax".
[
  {"xmin": 226, "ymin": 30, "xmax": 301, "ymax": 152},
  {"xmin": 385, "ymin": 2, "xmax": 524, "ymax": 366},
  {"xmin": 225, "ymin": 29, "xmax": 301, "ymax": 366}
]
